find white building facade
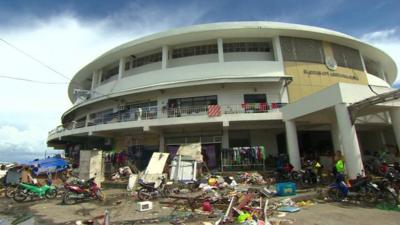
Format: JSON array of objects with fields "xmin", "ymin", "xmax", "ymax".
[{"xmin": 48, "ymin": 22, "xmax": 399, "ymax": 178}]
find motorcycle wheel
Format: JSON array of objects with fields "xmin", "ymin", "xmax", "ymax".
[
  {"xmin": 95, "ymin": 189, "xmax": 106, "ymax": 201},
  {"xmin": 13, "ymin": 189, "xmax": 27, "ymax": 202},
  {"xmin": 363, "ymin": 188, "xmax": 378, "ymax": 204},
  {"xmin": 383, "ymin": 191, "xmax": 398, "ymax": 208},
  {"xmin": 62, "ymin": 191, "xmax": 77, "ymax": 205},
  {"xmin": 6, "ymin": 186, "xmax": 16, "ymax": 198},
  {"xmin": 290, "ymin": 171, "xmax": 301, "ymax": 182},
  {"xmin": 137, "ymin": 188, "xmax": 152, "ymax": 201},
  {"xmin": 300, "ymin": 177, "xmax": 312, "ymax": 188},
  {"xmin": 328, "ymin": 188, "xmax": 346, "ymax": 202},
  {"xmin": 45, "ymin": 188, "xmax": 58, "ymax": 199},
  {"xmin": 161, "ymin": 187, "xmax": 171, "ymax": 198}
]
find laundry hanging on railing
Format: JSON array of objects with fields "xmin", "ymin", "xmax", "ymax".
[
  {"xmin": 232, "ymin": 146, "xmax": 267, "ymax": 163},
  {"xmin": 220, "ymin": 145, "xmax": 267, "ymax": 171}
]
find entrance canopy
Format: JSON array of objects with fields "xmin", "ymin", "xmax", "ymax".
[{"xmin": 281, "ymin": 83, "xmax": 400, "ymax": 121}]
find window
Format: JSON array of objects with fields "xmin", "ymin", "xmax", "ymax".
[
  {"xmin": 89, "ymin": 108, "xmax": 114, "ymax": 125},
  {"xmin": 124, "ymin": 101, "xmax": 158, "ymax": 120},
  {"xmin": 129, "ymin": 52, "xmax": 162, "ymax": 69},
  {"xmin": 331, "ymin": 43, "xmax": 363, "ymax": 70},
  {"xmin": 172, "ymin": 44, "xmax": 218, "ymax": 59},
  {"xmin": 168, "ymin": 95, "xmax": 218, "ymax": 108},
  {"xmin": 223, "ymin": 42, "xmax": 270, "ymax": 53},
  {"xmin": 280, "ymin": 37, "xmax": 325, "ymax": 63},
  {"xmin": 102, "ymin": 66, "xmax": 119, "ymax": 82},
  {"xmin": 244, "ymin": 94, "xmax": 267, "ymax": 104},
  {"xmin": 364, "ymin": 59, "xmax": 380, "ymax": 76},
  {"xmin": 125, "ymin": 61, "xmax": 131, "ymax": 71}
]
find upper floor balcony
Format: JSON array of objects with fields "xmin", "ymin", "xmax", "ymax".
[{"xmin": 48, "ymin": 102, "xmax": 286, "ymax": 139}]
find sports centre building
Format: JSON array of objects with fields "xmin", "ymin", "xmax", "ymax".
[{"xmin": 47, "ymin": 22, "xmax": 400, "ymax": 179}]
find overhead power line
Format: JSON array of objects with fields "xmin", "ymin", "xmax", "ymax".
[
  {"xmin": 0, "ymin": 37, "xmax": 117, "ymax": 101},
  {"xmin": 0, "ymin": 75, "xmax": 68, "ymax": 85},
  {"xmin": 0, "ymin": 38, "xmax": 71, "ymax": 80}
]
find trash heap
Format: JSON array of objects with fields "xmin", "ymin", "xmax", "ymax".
[{"xmin": 154, "ymin": 173, "xmax": 315, "ymax": 225}]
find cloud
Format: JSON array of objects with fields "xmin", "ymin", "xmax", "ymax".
[
  {"xmin": 360, "ymin": 27, "xmax": 400, "ymax": 86},
  {"xmin": 361, "ymin": 28, "xmax": 399, "ymax": 42},
  {"xmin": 0, "ymin": 124, "xmax": 63, "ymax": 163},
  {"xmin": 267, "ymin": 0, "xmax": 345, "ymax": 25},
  {"xmin": 0, "ymin": 3, "xmax": 208, "ymax": 162}
]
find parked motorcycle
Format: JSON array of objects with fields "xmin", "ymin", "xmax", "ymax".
[
  {"xmin": 137, "ymin": 176, "xmax": 172, "ymax": 201},
  {"xmin": 297, "ymin": 160, "xmax": 323, "ymax": 187},
  {"xmin": 375, "ymin": 172, "xmax": 400, "ymax": 207},
  {"xmin": 274, "ymin": 163, "xmax": 300, "ymax": 182},
  {"xmin": 13, "ymin": 180, "xmax": 58, "ymax": 202},
  {"xmin": 364, "ymin": 158, "xmax": 397, "ymax": 177},
  {"xmin": 5, "ymin": 185, "xmax": 18, "ymax": 198},
  {"xmin": 62, "ymin": 177, "xmax": 105, "ymax": 205},
  {"xmin": 327, "ymin": 175, "xmax": 379, "ymax": 203}
]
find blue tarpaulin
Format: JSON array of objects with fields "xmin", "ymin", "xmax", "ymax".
[{"xmin": 20, "ymin": 156, "xmax": 68, "ymax": 175}]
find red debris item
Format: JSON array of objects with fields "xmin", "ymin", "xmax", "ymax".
[{"xmin": 202, "ymin": 201, "xmax": 213, "ymax": 212}]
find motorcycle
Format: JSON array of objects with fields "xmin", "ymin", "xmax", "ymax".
[
  {"xmin": 137, "ymin": 176, "xmax": 172, "ymax": 201},
  {"xmin": 5, "ymin": 185, "xmax": 18, "ymax": 198},
  {"xmin": 364, "ymin": 158, "xmax": 396, "ymax": 176},
  {"xmin": 62, "ymin": 177, "xmax": 105, "ymax": 205},
  {"xmin": 13, "ymin": 180, "xmax": 58, "ymax": 202},
  {"xmin": 297, "ymin": 160, "xmax": 323, "ymax": 187},
  {"xmin": 327, "ymin": 175, "xmax": 379, "ymax": 203},
  {"xmin": 274, "ymin": 163, "xmax": 300, "ymax": 182},
  {"xmin": 375, "ymin": 172, "xmax": 400, "ymax": 207}
]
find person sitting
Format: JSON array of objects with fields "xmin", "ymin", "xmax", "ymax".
[
  {"xmin": 333, "ymin": 151, "xmax": 345, "ymax": 183},
  {"xmin": 22, "ymin": 167, "xmax": 38, "ymax": 185}
]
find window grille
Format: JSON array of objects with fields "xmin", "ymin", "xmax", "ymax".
[
  {"xmin": 223, "ymin": 42, "xmax": 270, "ymax": 53},
  {"xmin": 172, "ymin": 44, "xmax": 218, "ymax": 59},
  {"xmin": 331, "ymin": 43, "xmax": 363, "ymax": 70},
  {"xmin": 280, "ymin": 36, "xmax": 324, "ymax": 63},
  {"xmin": 130, "ymin": 52, "xmax": 162, "ymax": 69}
]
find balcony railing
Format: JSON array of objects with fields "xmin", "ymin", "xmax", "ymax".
[{"xmin": 48, "ymin": 103, "xmax": 286, "ymax": 136}]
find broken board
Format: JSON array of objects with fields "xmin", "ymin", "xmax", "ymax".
[{"xmin": 144, "ymin": 152, "xmax": 169, "ymax": 175}]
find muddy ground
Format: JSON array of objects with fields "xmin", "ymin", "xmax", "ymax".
[{"xmin": 1, "ymin": 188, "xmax": 400, "ymax": 225}]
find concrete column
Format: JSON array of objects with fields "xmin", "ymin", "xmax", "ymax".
[
  {"xmin": 117, "ymin": 57, "xmax": 126, "ymax": 80},
  {"xmin": 91, "ymin": 71, "xmax": 97, "ymax": 90},
  {"xmin": 159, "ymin": 133, "xmax": 165, "ymax": 152},
  {"xmin": 272, "ymin": 36, "xmax": 283, "ymax": 62},
  {"xmin": 331, "ymin": 121, "xmax": 343, "ymax": 154},
  {"xmin": 380, "ymin": 131, "xmax": 387, "ymax": 150},
  {"xmin": 217, "ymin": 38, "xmax": 224, "ymax": 63},
  {"xmin": 85, "ymin": 114, "xmax": 90, "ymax": 127},
  {"xmin": 359, "ymin": 51, "xmax": 367, "ymax": 73},
  {"xmin": 285, "ymin": 120, "xmax": 301, "ymax": 170},
  {"xmin": 389, "ymin": 108, "xmax": 400, "ymax": 151},
  {"xmin": 335, "ymin": 103, "xmax": 364, "ymax": 179},
  {"xmin": 97, "ymin": 70, "xmax": 103, "ymax": 85},
  {"xmin": 162, "ymin": 45, "xmax": 168, "ymax": 69},
  {"xmin": 222, "ymin": 127, "xmax": 229, "ymax": 149}
]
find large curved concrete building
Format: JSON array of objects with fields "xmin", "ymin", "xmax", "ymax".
[{"xmin": 48, "ymin": 22, "xmax": 399, "ymax": 178}]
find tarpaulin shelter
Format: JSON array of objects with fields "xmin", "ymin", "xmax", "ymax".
[{"xmin": 20, "ymin": 156, "xmax": 68, "ymax": 175}]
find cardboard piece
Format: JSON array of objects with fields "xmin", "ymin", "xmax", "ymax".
[
  {"xmin": 144, "ymin": 152, "xmax": 169, "ymax": 175},
  {"xmin": 127, "ymin": 174, "xmax": 138, "ymax": 191},
  {"xmin": 142, "ymin": 152, "xmax": 169, "ymax": 186},
  {"xmin": 176, "ymin": 143, "xmax": 203, "ymax": 162}
]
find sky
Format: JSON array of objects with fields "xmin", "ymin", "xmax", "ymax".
[{"xmin": 0, "ymin": 0, "xmax": 399, "ymax": 162}]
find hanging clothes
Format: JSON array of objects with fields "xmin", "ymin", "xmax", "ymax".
[{"xmin": 259, "ymin": 145, "xmax": 267, "ymax": 160}]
